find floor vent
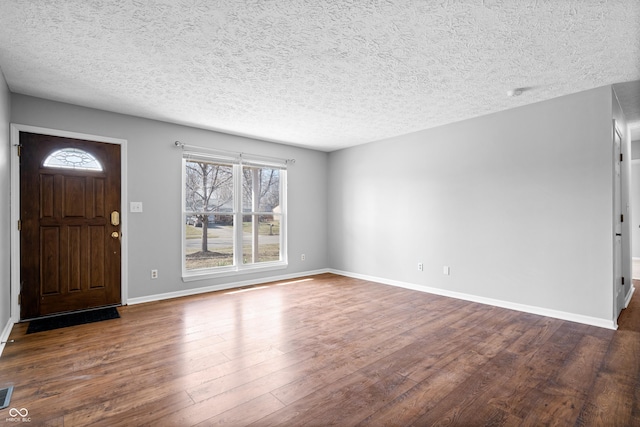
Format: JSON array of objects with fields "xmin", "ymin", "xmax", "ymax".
[{"xmin": 0, "ymin": 386, "xmax": 13, "ymax": 410}]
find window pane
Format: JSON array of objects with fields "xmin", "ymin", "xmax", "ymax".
[
  {"xmin": 185, "ymin": 214, "xmax": 234, "ymax": 269},
  {"xmin": 242, "ymin": 214, "xmax": 281, "ymax": 264},
  {"xmin": 242, "ymin": 166, "xmax": 280, "ymax": 212},
  {"xmin": 182, "ymin": 154, "xmax": 287, "ymax": 276},
  {"xmin": 185, "ymin": 161, "xmax": 233, "ymax": 213},
  {"xmin": 43, "ymin": 148, "xmax": 103, "ymax": 171}
]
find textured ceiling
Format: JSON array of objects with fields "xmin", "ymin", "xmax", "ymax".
[{"xmin": 0, "ymin": 0, "xmax": 639, "ymax": 151}]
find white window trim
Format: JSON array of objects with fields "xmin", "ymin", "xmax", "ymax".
[{"xmin": 181, "ymin": 156, "xmax": 288, "ymax": 282}]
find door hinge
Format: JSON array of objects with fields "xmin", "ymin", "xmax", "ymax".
[
  {"xmin": 17, "ymin": 220, "xmax": 21, "ymax": 231},
  {"xmin": 621, "ymin": 214, "xmax": 624, "ymax": 223},
  {"xmin": 620, "ymin": 153, "xmax": 624, "ymax": 162},
  {"xmin": 14, "ymin": 144, "xmax": 21, "ymax": 157},
  {"xmin": 18, "ymin": 293, "xmax": 21, "ymax": 305},
  {"xmin": 622, "ymin": 277, "xmax": 625, "ymax": 285}
]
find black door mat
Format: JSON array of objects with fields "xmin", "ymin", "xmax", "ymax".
[{"xmin": 26, "ymin": 307, "xmax": 120, "ymax": 334}]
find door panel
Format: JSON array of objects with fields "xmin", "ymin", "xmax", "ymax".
[
  {"xmin": 41, "ymin": 226, "xmax": 61, "ymax": 294},
  {"xmin": 20, "ymin": 132, "xmax": 121, "ymax": 319},
  {"xmin": 68, "ymin": 225, "xmax": 82, "ymax": 292},
  {"xmin": 63, "ymin": 176, "xmax": 87, "ymax": 217},
  {"xmin": 89, "ymin": 225, "xmax": 106, "ymax": 288}
]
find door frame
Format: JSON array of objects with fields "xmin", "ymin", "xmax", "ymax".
[
  {"xmin": 611, "ymin": 119, "xmax": 634, "ymax": 327},
  {"xmin": 10, "ymin": 124, "xmax": 128, "ymax": 322},
  {"xmin": 613, "ymin": 121, "xmax": 624, "ymax": 322}
]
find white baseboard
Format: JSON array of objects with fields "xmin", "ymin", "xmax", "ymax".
[
  {"xmin": 0, "ymin": 317, "xmax": 14, "ymax": 357},
  {"xmin": 328, "ymin": 269, "xmax": 617, "ymax": 330},
  {"xmin": 127, "ymin": 269, "xmax": 331, "ymax": 305},
  {"xmin": 625, "ymin": 285, "xmax": 635, "ymax": 309}
]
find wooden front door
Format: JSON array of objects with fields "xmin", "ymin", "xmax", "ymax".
[{"xmin": 19, "ymin": 132, "xmax": 122, "ymax": 320}]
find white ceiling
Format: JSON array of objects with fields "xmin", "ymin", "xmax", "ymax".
[{"xmin": 0, "ymin": 0, "xmax": 638, "ymax": 151}]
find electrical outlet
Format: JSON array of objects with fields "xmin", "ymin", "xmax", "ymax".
[
  {"xmin": 301, "ymin": 254, "xmax": 306, "ymax": 261},
  {"xmin": 418, "ymin": 263, "xmax": 423, "ymax": 271},
  {"xmin": 151, "ymin": 269, "xmax": 158, "ymax": 279}
]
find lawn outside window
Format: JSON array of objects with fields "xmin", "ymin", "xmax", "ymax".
[{"xmin": 182, "ymin": 150, "xmax": 287, "ymax": 280}]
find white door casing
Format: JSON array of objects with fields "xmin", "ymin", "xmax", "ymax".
[{"xmin": 10, "ymin": 124, "xmax": 128, "ymax": 323}]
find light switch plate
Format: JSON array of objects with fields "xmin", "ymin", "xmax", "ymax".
[{"xmin": 130, "ymin": 202, "xmax": 143, "ymax": 213}]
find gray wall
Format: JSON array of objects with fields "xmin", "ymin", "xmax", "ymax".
[
  {"xmin": 632, "ymin": 163, "xmax": 640, "ymax": 259},
  {"xmin": 632, "ymin": 140, "xmax": 640, "ymax": 160},
  {"xmin": 0, "ymin": 68, "xmax": 10, "ymax": 333},
  {"xmin": 328, "ymin": 86, "xmax": 615, "ymax": 321},
  {"xmin": 632, "ymin": 141, "xmax": 640, "ymax": 259},
  {"xmin": 11, "ymin": 94, "xmax": 328, "ymax": 300}
]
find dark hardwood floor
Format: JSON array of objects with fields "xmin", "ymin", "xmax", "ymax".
[{"xmin": 1, "ymin": 273, "xmax": 638, "ymax": 426}]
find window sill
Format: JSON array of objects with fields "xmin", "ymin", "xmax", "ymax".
[{"xmin": 181, "ymin": 262, "xmax": 288, "ymax": 282}]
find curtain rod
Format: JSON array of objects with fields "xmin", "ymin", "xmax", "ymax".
[{"xmin": 174, "ymin": 141, "xmax": 295, "ymax": 165}]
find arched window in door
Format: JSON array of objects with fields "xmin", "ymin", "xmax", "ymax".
[{"xmin": 43, "ymin": 148, "xmax": 103, "ymax": 171}]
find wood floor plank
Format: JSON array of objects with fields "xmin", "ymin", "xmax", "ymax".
[
  {"xmin": 575, "ymin": 370, "xmax": 635, "ymax": 426},
  {"xmin": 269, "ymin": 331, "xmax": 422, "ymax": 406},
  {"xmin": 185, "ymin": 349, "xmax": 318, "ymax": 403},
  {"xmin": 0, "ymin": 273, "xmax": 638, "ymax": 426},
  {"xmin": 248, "ymin": 371, "xmax": 379, "ymax": 426},
  {"xmin": 554, "ymin": 335, "xmax": 610, "ymax": 397},
  {"xmin": 486, "ymin": 326, "xmax": 590, "ymax": 421},
  {"xmin": 408, "ymin": 350, "xmax": 520, "ymax": 426},
  {"xmin": 517, "ymin": 384, "xmax": 586, "ymax": 426},
  {"xmin": 65, "ymin": 390, "xmax": 195, "ymax": 426},
  {"xmin": 356, "ymin": 355, "xmax": 495, "ymax": 426},
  {"xmin": 154, "ymin": 390, "xmax": 284, "ymax": 426},
  {"xmin": 310, "ymin": 372, "xmax": 417, "ymax": 426},
  {"xmin": 193, "ymin": 393, "xmax": 285, "ymax": 427},
  {"xmin": 600, "ymin": 330, "xmax": 640, "ymax": 377}
]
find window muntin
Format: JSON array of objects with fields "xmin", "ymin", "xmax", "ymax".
[
  {"xmin": 182, "ymin": 154, "xmax": 287, "ymax": 278},
  {"xmin": 43, "ymin": 148, "xmax": 103, "ymax": 171}
]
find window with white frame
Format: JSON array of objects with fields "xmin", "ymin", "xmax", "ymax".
[{"xmin": 182, "ymin": 150, "xmax": 287, "ymax": 279}]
